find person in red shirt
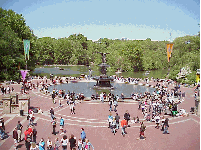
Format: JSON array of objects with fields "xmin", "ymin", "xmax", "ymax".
[
  {"xmin": 24, "ymin": 128, "xmax": 29, "ymax": 141},
  {"xmin": 121, "ymin": 117, "xmax": 127, "ymax": 137},
  {"xmin": 27, "ymin": 125, "xmax": 33, "ymax": 136}
]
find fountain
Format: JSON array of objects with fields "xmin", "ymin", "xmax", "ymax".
[{"xmin": 92, "ymin": 52, "xmax": 114, "ymax": 89}]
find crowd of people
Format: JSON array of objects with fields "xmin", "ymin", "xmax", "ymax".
[
  {"xmin": 11, "ymin": 113, "xmax": 95, "ymax": 150},
  {"xmin": 0, "ymin": 74, "xmax": 199, "ymax": 149}
]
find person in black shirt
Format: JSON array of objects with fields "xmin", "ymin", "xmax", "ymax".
[
  {"xmin": 69, "ymin": 134, "xmax": 76, "ymax": 150},
  {"xmin": 124, "ymin": 110, "xmax": 130, "ymax": 126},
  {"xmin": 50, "ymin": 108, "xmax": 54, "ymax": 121},
  {"xmin": 115, "ymin": 113, "xmax": 120, "ymax": 129},
  {"xmin": 25, "ymin": 138, "xmax": 31, "ymax": 150},
  {"xmin": 32, "ymin": 126, "xmax": 37, "ymax": 143},
  {"xmin": 163, "ymin": 118, "xmax": 169, "ymax": 134}
]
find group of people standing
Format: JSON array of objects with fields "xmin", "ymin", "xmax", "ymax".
[{"xmin": 107, "ymin": 110, "xmax": 131, "ymax": 137}]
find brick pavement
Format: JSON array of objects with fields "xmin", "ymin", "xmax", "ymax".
[{"xmin": 0, "ymin": 79, "xmax": 200, "ymax": 150}]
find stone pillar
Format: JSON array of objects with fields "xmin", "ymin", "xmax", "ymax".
[
  {"xmin": 2, "ymin": 95, "xmax": 11, "ymax": 114},
  {"xmin": 18, "ymin": 95, "xmax": 30, "ymax": 115}
]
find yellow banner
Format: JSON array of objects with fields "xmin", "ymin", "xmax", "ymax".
[
  {"xmin": 167, "ymin": 43, "xmax": 174, "ymax": 62},
  {"xmin": 196, "ymin": 74, "xmax": 200, "ymax": 83}
]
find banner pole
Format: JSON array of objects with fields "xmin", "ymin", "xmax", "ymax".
[{"xmin": 26, "ymin": 60, "xmax": 27, "ymax": 71}]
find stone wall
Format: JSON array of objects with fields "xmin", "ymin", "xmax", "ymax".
[{"xmin": 2, "ymin": 96, "xmax": 11, "ymax": 114}]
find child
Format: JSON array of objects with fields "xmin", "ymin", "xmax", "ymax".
[
  {"xmin": 78, "ymin": 139, "xmax": 82, "ymax": 150},
  {"xmin": 111, "ymin": 118, "xmax": 116, "ymax": 135},
  {"xmin": 54, "ymin": 137, "xmax": 60, "ymax": 150},
  {"xmin": 47, "ymin": 137, "xmax": 53, "ymax": 150}
]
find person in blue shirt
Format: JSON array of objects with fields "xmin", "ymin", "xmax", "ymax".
[
  {"xmin": 39, "ymin": 138, "xmax": 45, "ymax": 150},
  {"xmin": 60, "ymin": 117, "xmax": 64, "ymax": 135},
  {"xmin": 108, "ymin": 113, "xmax": 113, "ymax": 128},
  {"xmin": 81, "ymin": 128, "xmax": 86, "ymax": 143}
]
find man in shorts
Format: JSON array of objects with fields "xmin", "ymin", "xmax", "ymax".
[{"xmin": 60, "ymin": 117, "xmax": 64, "ymax": 135}]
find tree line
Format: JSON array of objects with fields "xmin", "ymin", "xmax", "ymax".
[{"xmin": 0, "ymin": 8, "xmax": 200, "ymax": 84}]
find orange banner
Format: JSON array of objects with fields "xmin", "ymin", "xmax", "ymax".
[{"xmin": 167, "ymin": 43, "xmax": 174, "ymax": 62}]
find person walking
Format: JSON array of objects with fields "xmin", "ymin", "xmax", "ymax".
[
  {"xmin": 111, "ymin": 118, "xmax": 116, "ymax": 135},
  {"xmin": 29, "ymin": 111, "xmax": 34, "ymax": 125},
  {"xmin": 139, "ymin": 122, "xmax": 146, "ymax": 139},
  {"xmin": 16, "ymin": 121, "xmax": 23, "ymax": 143},
  {"xmin": 51, "ymin": 118, "xmax": 57, "ymax": 135},
  {"xmin": 32, "ymin": 126, "xmax": 37, "ymax": 143},
  {"xmin": 52, "ymin": 91, "xmax": 56, "ymax": 104},
  {"xmin": 69, "ymin": 134, "xmax": 77, "ymax": 150},
  {"xmin": 70, "ymin": 102, "xmax": 75, "ymax": 114},
  {"xmin": 24, "ymin": 128, "xmax": 30, "ymax": 144},
  {"xmin": 113, "ymin": 99, "xmax": 118, "ymax": 112},
  {"xmin": 13, "ymin": 127, "xmax": 18, "ymax": 150},
  {"xmin": 50, "ymin": 107, "xmax": 55, "ymax": 121},
  {"xmin": 25, "ymin": 138, "xmax": 31, "ymax": 150},
  {"xmin": 61, "ymin": 135, "xmax": 68, "ymax": 150},
  {"xmin": 60, "ymin": 117, "xmax": 64, "ymax": 135},
  {"xmin": 47, "ymin": 137, "xmax": 53, "ymax": 150},
  {"xmin": 155, "ymin": 114, "xmax": 160, "ymax": 129},
  {"xmin": 108, "ymin": 100, "xmax": 113, "ymax": 111},
  {"xmin": 54, "ymin": 137, "xmax": 60, "ymax": 150},
  {"xmin": 121, "ymin": 117, "xmax": 128, "ymax": 137},
  {"xmin": 78, "ymin": 139, "xmax": 83, "ymax": 150},
  {"xmin": 115, "ymin": 113, "xmax": 120, "ymax": 129},
  {"xmin": 161, "ymin": 116, "xmax": 165, "ymax": 131},
  {"xmin": 108, "ymin": 113, "xmax": 113, "ymax": 128},
  {"xmin": 163, "ymin": 118, "xmax": 170, "ymax": 134},
  {"xmin": 124, "ymin": 110, "xmax": 130, "ymax": 126},
  {"xmin": 39, "ymin": 138, "xmax": 45, "ymax": 150},
  {"xmin": 81, "ymin": 128, "xmax": 86, "ymax": 143}
]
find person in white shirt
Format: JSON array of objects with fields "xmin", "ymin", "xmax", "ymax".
[
  {"xmin": 100, "ymin": 92, "xmax": 104, "ymax": 103},
  {"xmin": 61, "ymin": 135, "xmax": 68, "ymax": 150},
  {"xmin": 155, "ymin": 114, "xmax": 160, "ymax": 129},
  {"xmin": 47, "ymin": 137, "xmax": 53, "ymax": 149},
  {"xmin": 111, "ymin": 118, "xmax": 116, "ymax": 135}
]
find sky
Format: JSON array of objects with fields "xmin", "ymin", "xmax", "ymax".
[{"xmin": 1, "ymin": 0, "xmax": 200, "ymax": 41}]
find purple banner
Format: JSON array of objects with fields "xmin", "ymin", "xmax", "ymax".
[{"xmin": 20, "ymin": 70, "xmax": 28, "ymax": 80}]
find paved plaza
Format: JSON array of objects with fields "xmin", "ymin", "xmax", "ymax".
[{"xmin": 0, "ymin": 79, "xmax": 200, "ymax": 150}]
